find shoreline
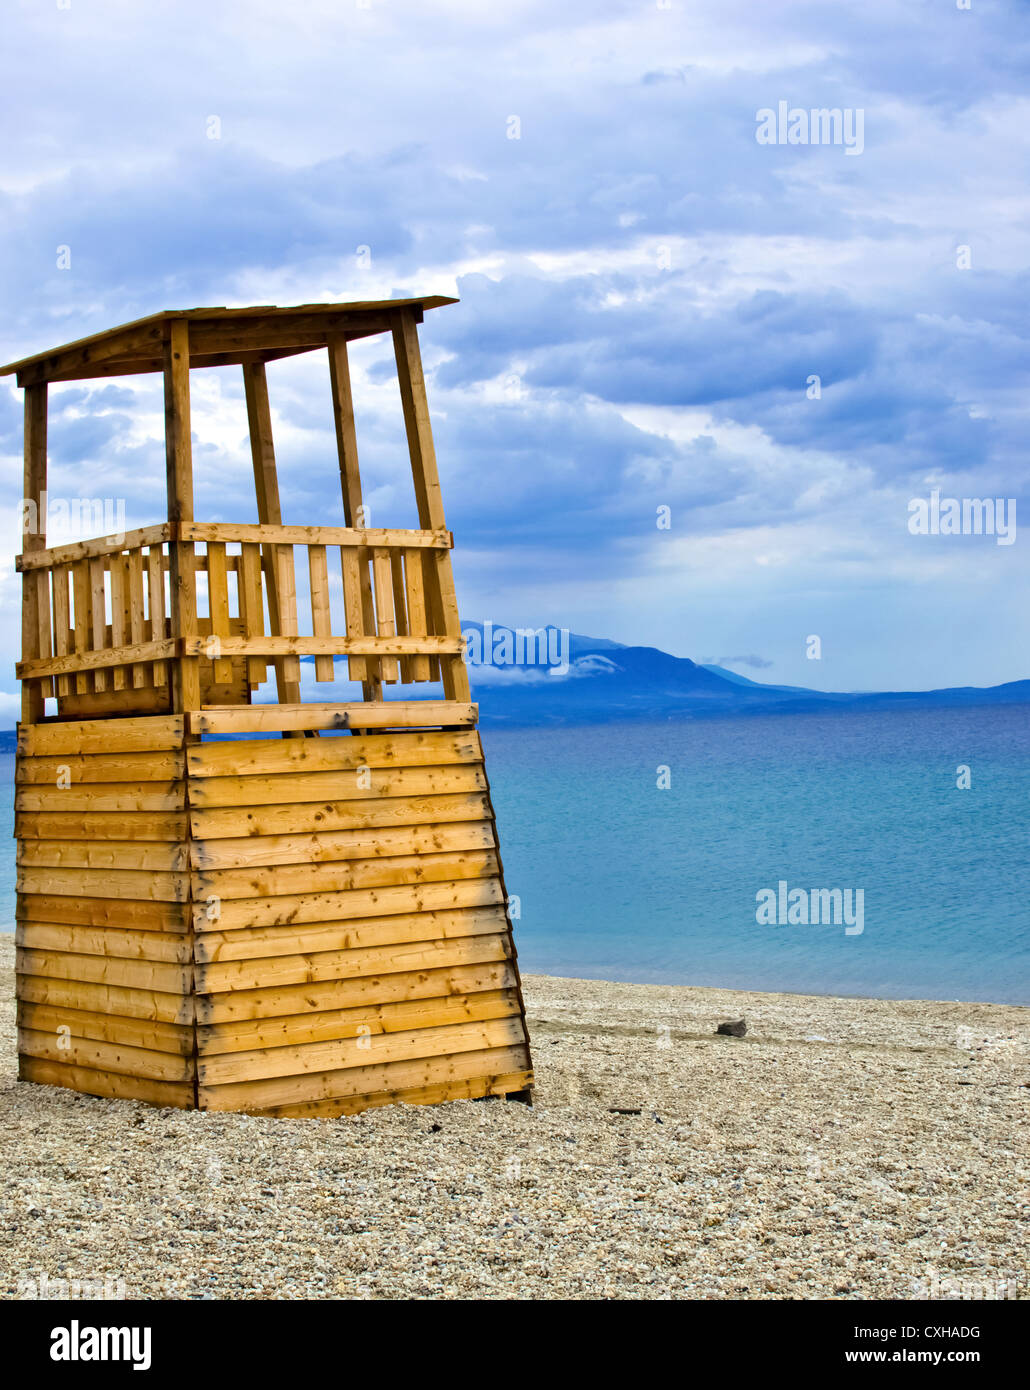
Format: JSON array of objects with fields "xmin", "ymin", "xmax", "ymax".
[
  {"xmin": 2, "ymin": 936, "xmax": 1027, "ymax": 1300},
  {"xmin": 516, "ymin": 966, "xmax": 1030, "ymax": 1011},
  {"xmin": 1, "ymin": 927, "xmax": 1025, "ymax": 1012}
]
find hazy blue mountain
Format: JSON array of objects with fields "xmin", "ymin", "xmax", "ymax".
[
  {"xmin": 462, "ymin": 627, "xmax": 1030, "ymax": 726},
  {"xmin": 699, "ymin": 664, "xmax": 846, "ymax": 697}
]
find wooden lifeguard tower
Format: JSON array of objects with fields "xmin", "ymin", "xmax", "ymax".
[{"xmin": 4, "ymin": 297, "xmax": 533, "ymax": 1117}]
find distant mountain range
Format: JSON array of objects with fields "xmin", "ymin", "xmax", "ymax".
[
  {"xmin": 1, "ymin": 624, "xmax": 1025, "ymax": 743},
  {"xmin": 459, "ymin": 624, "xmax": 1030, "ymax": 727}
]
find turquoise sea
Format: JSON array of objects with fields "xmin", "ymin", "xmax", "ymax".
[
  {"xmin": 2, "ymin": 703, "xmax": 1027, "ymax": 1003},
  {"xmin": 481, "ymin": 705, "xmax": 1030, "ymax": 1004}
]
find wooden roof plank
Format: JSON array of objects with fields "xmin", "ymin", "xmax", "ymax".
[{"xmin": 1, "ymin": 296, "xmax": 458, "ymax": 383}]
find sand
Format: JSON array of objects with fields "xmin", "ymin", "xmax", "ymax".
[{"xmin": 0, "ymin": 935, "xmax": 1026, "ymax": 1300}]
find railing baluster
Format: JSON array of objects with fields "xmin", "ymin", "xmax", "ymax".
[
  {"xmin": 35, "ymin": 569, "xmax": 53, "ymax": 703},
  {"xmin": 88, "ymin": 556, "xmax": 108, "ymax": 694},
  {"xmin": 71, "ymin": 560, "xmax": 90, "ymax": 695},
  {"xmin": 127, "ymin": 546, "xmax": 148, "ymax": 689},
  {"xmin": 239, "ymin": 541, "xmax": 267, "ymax": 687},
  {"xmin": 359, "ymin": 544, "xmax": 381, "ymax": 689},
  {"xmin": 371, "ymin": 547, "xmax": 399, "ymax": 683},
  {"xmin": 206, "ymin": 540, "xmax": 233, "ymax": 685},
  {"xmin": 339, "ymin": 546, "xmax": 368, "ymax": 683},
  {"xmin": 308, "ymin": 543, "xmax": 335, "ymax": 682},
  {"xmin": 403, "ymin": 546, "xmax": 431, "ymax": 683},
  {"xmin": 420, "ymin": 551, "xmax": 443, "ymax": 683},
  {"xmin": 275, "ymin": 543, "xmax": 302, "ymax": 685},
  {"xmin": 109, "ymin": 555, "xmax": 127, "ymax": 691},
  {"xmin": 147, "ymin": 545, "xmax": 167, "ymax": 687},
  {"xmin": 390, "ymin": 549, "xmax": 412, "ymax": 684},
  {"xmin": 52, "ymin": 563, "xmax": 71, "ymax": 698}
]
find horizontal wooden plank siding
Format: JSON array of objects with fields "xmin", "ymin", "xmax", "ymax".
[
  {"xmin": 16, "ymin": 921, "xmax": 192, "ymax": 963},
  {"xmin": 195, "ymin": 959, "xmax": 517, "ymax": 1025},
  {"xmin": 16, "ymin": 781, "xmax": 186, "ymax": 813},
  {"xmin": 17, "ymin": 973, "xmax": 194, "ymax": 1025},
  {"xmin": 14, "ymin": 713, "xmax": 198, "ymax": 1105},
  {"xmin": 19, "ymin": 1001, "xmax": 194, "ymax": 1055},
  {"xmin": 199, "ymin": 1038, "xmax": 531, "ymax": 1112},
  {"xmin": 18, "ymin": 714, "xmax": 185, "ymax": 756},
  {"xmin": 189, "ymin": 816, "xmax": 493, "ymax": 870},
  {"xmin": 186, "ymin": 730, "xmax": 480, "ymax": 778},
  {"xmin": 252, "ymin": 1067, "xmax": 534, "ymax": 1119},
  {"xmin": 186, "ymin": 763, "xmax": 486, "ymax": 809},
  {"xmin": 16, "ymin": 810, "xmax": 189, "ymax": 842},
  {"xmin": 15, "ymin": 715, "xmax": 532, "ymax": 1115},
  {"xmin": 197, "ymin": 986, "xmax": 520, "ymax": 1056},
  {"xmin": 17, "ymin": 947, "xmax": 192, "ymax": 993},
  {"xmin": 185, "ymin": 727, "xmax": 527, "ymax": 1114},
  {"xmin": 19, "ymin": 1056, "xmax": 195, "ymax": 1108},
  {"xmin": 17, "ymin": 866, "xmax": 191, "ymax": 902},
  {"xmin": 188, "ymin": 701, "xmax": 476, "ymax": 736},
  {"xmin": 188, "ymin": 789, "xmax": 491, "ymax": 840},
  {"xmin": 18, "ymin": 1026, "xmax": 193, "ymax": 1081},
  {"xmin": 18, "ymin": 839, "xmax": 190, "ymax": 872},
  {"xmin": 16, "ymin": 751, "xmax": 185, "ymax": 783},
  {"xmin": 193, "ymin": 875, "xmax": 505, "ymax": 932},
  {"xmin": 192, "ymin": 846, "xmax": 498, "ymax": 902},
  {"xmin": 192, "ymin": 904, "xmax": 509, "ymax": 963},
  {"xmin": 17, "ymin": 894, "xmax": 191, "ymax": 931},
  {"xmin": 195, "ymin": 930, "xmax": 512, "ymax": 995},
  {"xmin": 198, "ymin": 1014, "xmax": 525, "ymax": 1087}
]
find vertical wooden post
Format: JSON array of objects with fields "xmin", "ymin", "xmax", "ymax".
[
  {"xmin": 162, "ymin": 322, "xmax": 200, "ymax": 1107},
  {"xmin": 328, "ymin": 335, "xmax": 381, "ymax": 700},
  {"xmin": 164, "ymin": 320, "xmax": 200, "ymax": 712},
  {"xmin": 243, "ymin": 362, "xmax": 282, "ymax": 524},
  {"xmin": 21, "ymin": 384, "xmax": 48, "ymax": 724},
  {"xmin": 17, "ymin": 384, "xmax": 47, "ymax": 1084},
  {"xmin": 391, "ymin": 309, "xmax": 471, "ymax": 702},
  {"xmin": 243, "ymin": 362, "xmax": 303, "ymax": 710}
]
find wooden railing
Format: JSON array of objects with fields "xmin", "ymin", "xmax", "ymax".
[{"xmin": 16, "ymin": 522, "xmax": 467, "ymax": 705}]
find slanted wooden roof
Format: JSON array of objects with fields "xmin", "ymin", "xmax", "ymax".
[{"xmin": 0, "ymin": 295, "xmax": 458, "ymax": 387}]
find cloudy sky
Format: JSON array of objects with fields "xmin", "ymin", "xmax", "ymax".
[{"xmin": 1, "ymin": 0, "xmax": 1027, "ymax": 722}]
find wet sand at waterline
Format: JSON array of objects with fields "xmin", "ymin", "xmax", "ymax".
[{"xmin": 0, "ymin": 935, "xmax": 1025, "ymax": 1300}]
